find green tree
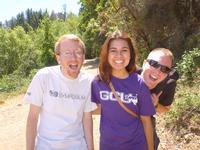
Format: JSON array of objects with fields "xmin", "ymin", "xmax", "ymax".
[
  {"xmin": 110, "ymin": 0, "xmax": 200, "ymax": 59},
  {"xmin": 177, "ymin": 48, "xmax": 200, "ymax": 83},
  {"xmin": 36, "ymin": 17, "xmax": 56, "ymax": 66},
  {"xmin": 16, "ymin": 12, "xmax": 25, "ymax": 27},
  {"xmin": 0, "ymin": 26, "xmax": 38, "ymax": 77},
  {"xmin": 78, "ymin": 0, "xmax": 200, "ymax": 61},
  {"xmin": 79, "ymin": 0, "xmax": 107, "ymax": 58}
]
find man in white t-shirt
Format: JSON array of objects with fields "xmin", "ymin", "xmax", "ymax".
[{"xmin": 25, "ymin": 34, "xmax": 97, "ymax": 150}]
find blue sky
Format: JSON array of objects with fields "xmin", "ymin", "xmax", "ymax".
[{"xmin": 0, "ymin": 0, "xmax": 81, "ymax": 22}]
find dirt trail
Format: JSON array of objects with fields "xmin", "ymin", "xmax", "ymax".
[
  {"xmin": 0, "ymin": 93, "xmax": 101, "ymax": 150},
  {"xmin": 0, "ymin": 94, "xmax": 28, "ymax": 149},
  {"xmin": 0, "ymin": 60, "xmax": 199, "ymax": 150}
]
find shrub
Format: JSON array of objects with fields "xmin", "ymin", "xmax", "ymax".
[
  {"xmin": 176, "ymin": 48, "xmax": 200, "ymax": 83},
  {"xmin": 165, "ymin": 84, "xmax": 200, "ymax": 134},
  {"xmin": 0, "ymin": 73, "xmax": 30, "ymax": 93}
]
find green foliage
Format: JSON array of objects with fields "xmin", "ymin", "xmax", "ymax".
[
  {"xmin": 168, "ymin": 93, "xmax": 200, "ymax": 120},
  {"xmin": 165, "ymin": 84, "xmax": 200, "ymax": 134},
  {"xmin": 78, "ymin": 0, "xmax": 200, "ymax": 60},
  {"xmin": 35, "ymin": 17, "xmax": 56, "ymax": 66},
  {"xmin": 51, "ymin": 13, "xmax": 80, "ymax": 37},
  {"xmin": 0, "ymin": 74, "xmax": 29, "ymax": 93},
  {"xmin": 82, "ymin": 18, "xmax": 105, "ymax": 58},
  {"xmin": 0, "ymin": 68, "xmax": 37, "ymax": 95},
  {"xmin": 79, "ymin": 0, "xmax": 107, "ymax": 58},
  {"xmin": 176, "ymin": 48, "xmax": 200, "ymax": 82},
  {"xmin": 35, "ymin": 14, "xmax": 80, "ymax": 66},
  {"xmin": 0, "ymin": 26, "xmax": 38, "ymax": 77}
]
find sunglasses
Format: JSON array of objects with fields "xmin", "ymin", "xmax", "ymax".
[{"xmin": 146, "ymin": 59, "xmax": 172, "ymax": 74}]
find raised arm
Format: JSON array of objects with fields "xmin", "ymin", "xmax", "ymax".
[
  {"xmin": 151, "ymin": 92, "xmax": 171, "ymax": 113},
  {"xmin": 152, "ymin": 80, "xmax": 177, "ymax": 114}
]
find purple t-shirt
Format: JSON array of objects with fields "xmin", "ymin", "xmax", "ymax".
[{"xmin": 92, "ymin": 72, "xmax": 155, "ymax": 150}]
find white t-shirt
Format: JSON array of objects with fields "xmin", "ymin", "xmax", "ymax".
[{"xmin": 24, "ymin": 65, "xmax": 97, "ymax": 150}]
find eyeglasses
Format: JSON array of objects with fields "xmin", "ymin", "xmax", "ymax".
[
  {"xmin": 60, "ymin": 50, "xmax": 84, "ymax": 58},
  {"xmin": 146, "ymin": 59, "xmax": 171, "ymax": 74}
]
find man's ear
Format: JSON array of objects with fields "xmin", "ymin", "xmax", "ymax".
[{"xmin": 55, "ymin": 54, "xmax": 61, "ymax": 64}]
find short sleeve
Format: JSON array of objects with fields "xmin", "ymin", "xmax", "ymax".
[
  {"xmin": 91, "ymin": 79, "xmax": 101, "ymax": 104},
  {"xmin": 138, "ymin": 82, "xmax": 156, "ymax": 116},
  {"xmin": 23, "ymin": 69, "xmax": 46, "ymax": 106},
  {"xmin": 83, "ymin": 88, "xmax": 97, "ymax": 112},
  {"xmin": 83, "ymin": 77, "xmax": 97, "ymax": 112}
]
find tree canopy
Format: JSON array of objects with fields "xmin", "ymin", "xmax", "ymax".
[{"xmin": 0, "ymin": 1, "xmax": 200, "ymax": 84}]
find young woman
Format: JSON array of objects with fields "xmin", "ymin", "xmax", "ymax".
[{"xmin": 92, "ymin": 30, "xmax": 155, "ymax": 150}]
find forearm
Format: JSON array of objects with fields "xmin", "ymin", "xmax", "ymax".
[
  {"xmin": 83, "ymin": 112, "xmax": 94, "ymax": 150},
  {"xmin": 26, "ymin": 114, "xmax": 38, "ymax": 150},
  {"xmin": 141, "ymin": 116, "xmax": 154, "ymax": 150},
  {"xmin": 156, "ymin": 103, "xmax": 170, "ymax": 113},
  {"xmin": 151, "ymin": 93, "xmax": 172, "ymax": 114},
  {"xmin": 26, "ymin": 104, "xmax": 40, "ymax": 150}
]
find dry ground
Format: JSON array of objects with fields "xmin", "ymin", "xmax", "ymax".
[{"xmin": 0, "ymin": 59, "xmax": 199, "ymax": 150}]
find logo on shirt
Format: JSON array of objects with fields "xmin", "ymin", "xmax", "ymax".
[
  {"xmin": 49, "ymin": 90, "xmax": 58, "ymax": 97},
  {"xmin": 49, "ymin": 90, "xmax": 85, "ymax": 100},
  {"xmin": 100, "ymin": 91, "xmax": 138, "ymax": 105},
  {"xmin": 27, "ymin": 92, "xmax": 31, "ymax": 96}
]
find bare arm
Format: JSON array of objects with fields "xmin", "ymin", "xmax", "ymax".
[
  {"xmin": 151, "ymin": 92, "xmax": 171, "ymax": 113},
  {"xmin": 83, "ymin": 111, "xmax": 94, "ymax": 150},
  {"xmin": 140, "ymin": 116, "xmax": 154, "ymax": 150},
  {"xmin": 26, "ymin": 104, "xmax": 41, "ymax": 150},
  {"xmin": 155, "ymin": 103, "xmax": 171, "ymax": 113}
]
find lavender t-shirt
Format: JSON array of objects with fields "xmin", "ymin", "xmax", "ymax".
[{"xmin": 92, "ymin": 72, "xmax": 155, "ymax": 150}]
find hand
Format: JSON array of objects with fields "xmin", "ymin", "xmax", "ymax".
[{"xmin": 151, "ymin": 91, "xmax": 162, "ymax": 107}]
